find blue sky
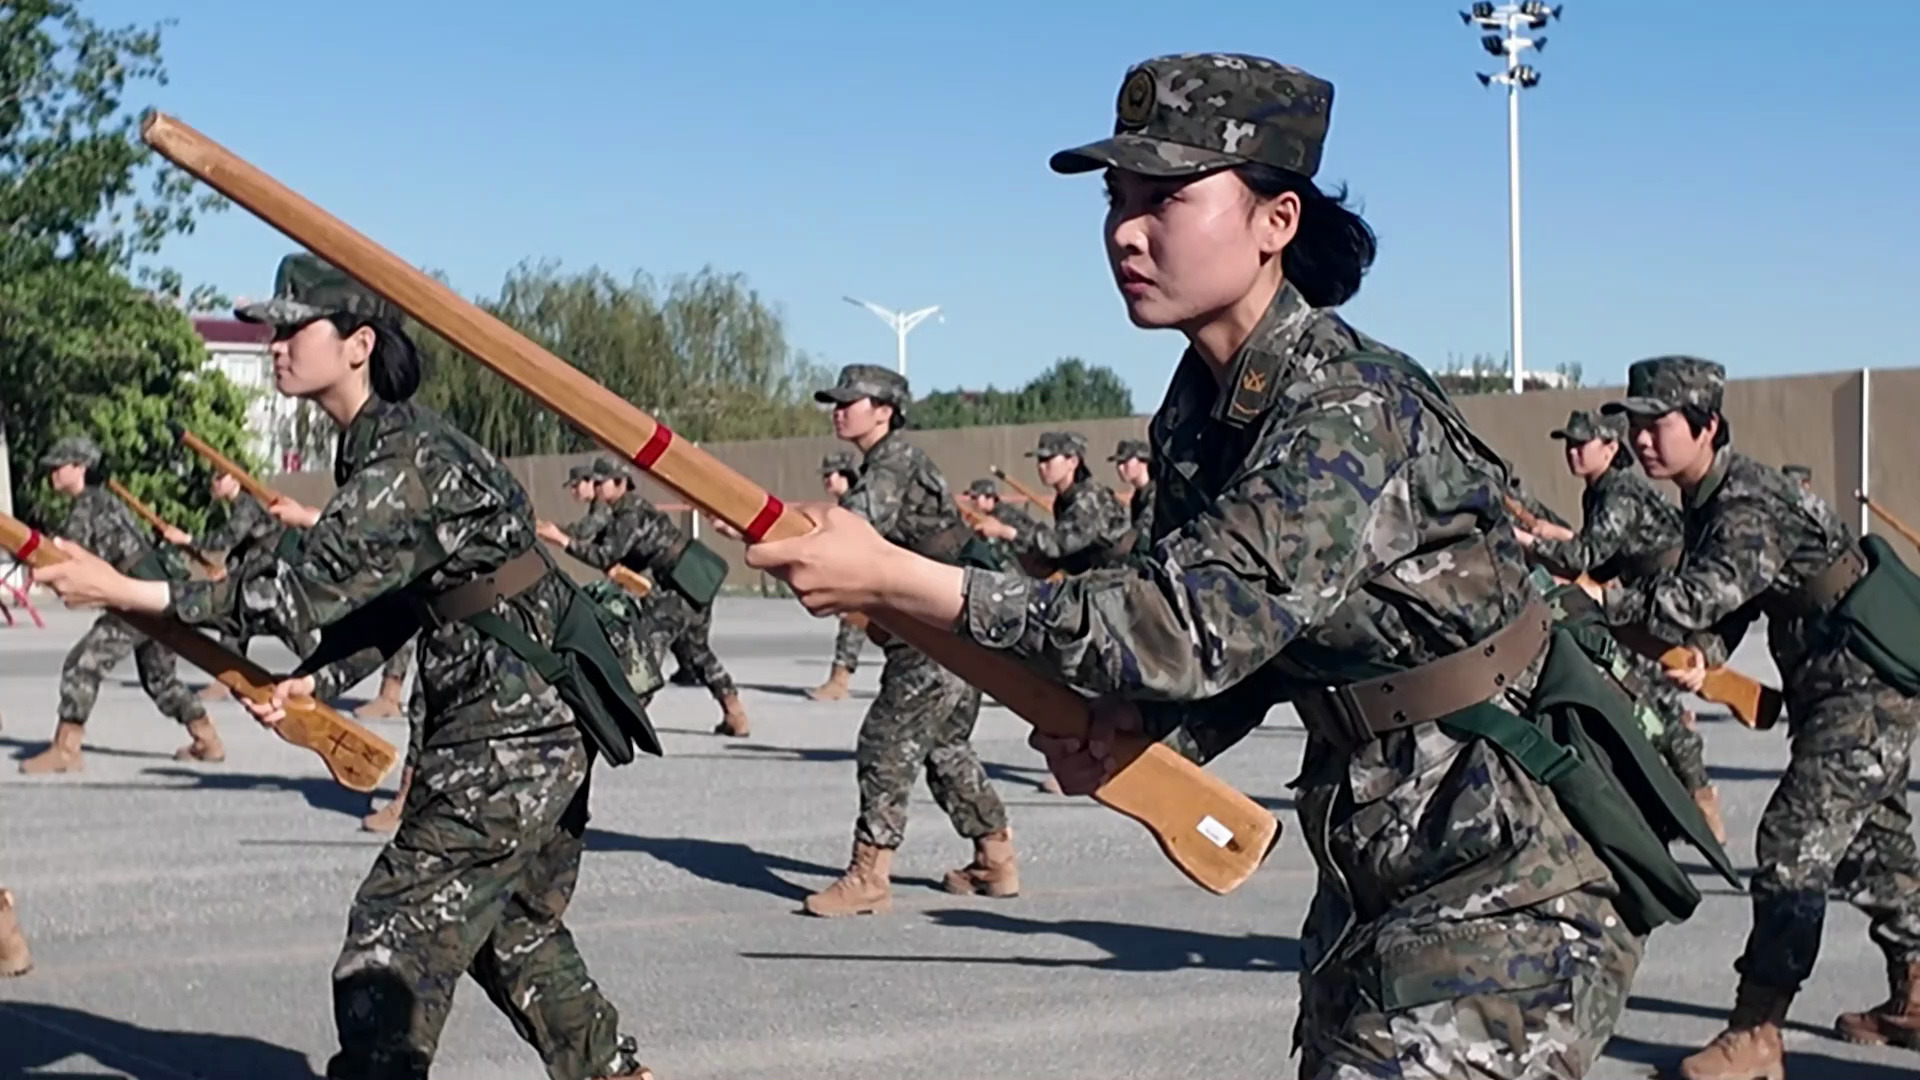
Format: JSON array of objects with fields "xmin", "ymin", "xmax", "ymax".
[{"xmin": 96, "ymin": 0, "xmax": 1919, "ymax": 413}]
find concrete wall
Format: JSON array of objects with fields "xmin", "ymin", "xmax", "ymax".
[{"xmin": 268, "ymin": 367, "xmax": 1920, "ymax": 587}]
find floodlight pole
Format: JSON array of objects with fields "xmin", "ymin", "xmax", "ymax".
[
  {"xmin": 1504, "ymin": 41, "xmax": 1525, "ymax": 394},
  {"xmin": 843, "ymin": 296, "xmax": 941, "ymax": 377}
]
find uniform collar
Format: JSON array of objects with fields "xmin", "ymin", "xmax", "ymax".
[
  {"xmin": 1203, "ymin": 280, "xmax": 1319, "ymax": 428},
  {"xmin": 334, "ymin": 397, "xmax": 398, "ymax": 485},
  {"xmin": 1684, "ymin": 447, "xmax": 1733, "ymax": 512}
]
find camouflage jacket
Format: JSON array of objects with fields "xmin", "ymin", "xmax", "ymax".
[
  {"xmin": 1602, "ymin": 448, "xmax": 1878, "ymax": 711},
  {"xmin": 568, "ymin": 491, "xmax": 685, "ymax": 577},
  {"xmin": 196, "ymin": 496, "xmax": 277, "ymax": 556},
  {"xmin": 562, "ymin": 500, "xmax": 612, "ymax": 546},
  {"xmin": 1012, "ymin": 477, "xmax": 1132, "ymax": 572},
  {"xmin": 1508, "ymin": 473, "xmax": 1572, "ymax": 531},
  {"xmin": 169, "ymin": 397, "xmax": 576, "ymax": 748},
  {"xmin": 1127, "ymin": 480, "xmax": 1156, "ymax": 548},
  {"xmin": 1530, "ymin": 465, "xmax": 1683, "ymax": 583},
  {"xmin": 61, "ymin": 486, "xmax": 159, "ymax": 577},
  {"xmin": 844, "ymin": 431, "xmax": 970, "ymax": 557},
  {"xmin": 955, "ymin": 282, "xmax": 1605, "ymax": 974}
]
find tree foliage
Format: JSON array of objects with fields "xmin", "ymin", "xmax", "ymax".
[
  {"xmin": 912, "ymin": 357, "xmax": 1135, "ymax": 429},
  {"xmin": 1435, "ymin": 351, "xmax": 1584, "ymax": 395},
  {"xmin": 0, "ymin": 0, "xmax": 244, "ymax": 532}
]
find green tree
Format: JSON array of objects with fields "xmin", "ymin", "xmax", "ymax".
[
  {"xmin": 0, "ymin": 0, "xmax": 242, "ymax": 532},
  {"xmin": 913, "ymin": 357, "xmax": 1135, "ymax": 429}
]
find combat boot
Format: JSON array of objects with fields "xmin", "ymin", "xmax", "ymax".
[
  {"xmin": 173, "ymin": 715, "xmax": 225, "ymax": 763},
  {"xmin": 943, "ymin": 827, "xmax": 1020, "ymax": 897},
  {"xmin": 0, "ymin": 889, "xmax": 31, "ymax": 977},
  {"xmin": 1694, "ymin": 785, "xmax": 1728, "ymax": 845},
  {"xmin": 1836, "ymin": 959, "xmax": 1920, "ymax": 1050},
  {"xmin": 1678, "ymin": 980, "xmax": 1792, "ymax": 1080},
  {"xmin": 18, "ymin": 721, "xmax": 85, "ymax": 774},
  {"xmin": 360, "ymin": 767, "xmax": 414, "ymax": 833},
  {"xmin": 712, "ymin": 693, "xmax": 751, "ymax": 738},
  {"xmin": 803, "ymin": 840, "xmax": 893, "ymax": 917},
  {"xmin": 806, "ymin": 664, "xmax": 852, "ymax": 702},
  {"xmin": 592, "ymin": 1035, "xmax": 654, "ymax": 1079},
  {"xmin": 354, "ymin": 674, "xmax": 406, "ymax": 719}
]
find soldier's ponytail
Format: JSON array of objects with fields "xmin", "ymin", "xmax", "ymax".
[
  {"xmin": 326, "ymin": 313, "xmax": 421, "ymax": 402},
  {"xmin": 1235, "ymin": 163, "xmax": 1377, "ymax": 309}
]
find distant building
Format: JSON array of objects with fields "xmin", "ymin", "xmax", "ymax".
[{"xmin": 192, "ymin": 317, "xmax": 312, "ymax": 472}]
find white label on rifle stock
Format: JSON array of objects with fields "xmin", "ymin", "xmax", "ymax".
[{"xmin": 1197, "ymin": 815, "xmax": 1233, "ymax": 848}]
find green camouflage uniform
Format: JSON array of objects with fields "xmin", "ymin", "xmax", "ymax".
[
  {"xmin": 824, "ymin": 452, "xmax": 867, "ymax": 673},
  {"xmin": 1109, "ymin": 438, "xmax": 1155, "ymax": 556},
  {"xmin": 41, "ymin": 439, "xmax": 208, "ymax": 731},
  {"xmin": 164, "ymin": 264, "xmax": 642, "ymax": 1080},
  {"xmin": 816, "ymin": 365, "xmax": 1008, "ymax": 850},
  {"xmin": 1599, "ymin": 357, "xmax": 1920, "ymax": 997},
  {"xmin": 965, "ymin": 477, "xmax": 1039, "ymax": 570},
  {"xmin": 1007, "ymin": 432, "xmax": 1133, "ymax": 574},
  {"xmin": 960, "ymin": 55, "xmax": 1642, "ymax": 1079}
]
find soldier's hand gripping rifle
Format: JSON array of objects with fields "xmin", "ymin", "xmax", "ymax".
[
  {"xmin": 0, "ymin": 513, "xmax": 398, "ymax": 791},
  {"xmin": 106, "ymin": 479, "xmax": 225, "ymax": 578},
  {"xmin": 990, "ymin": 466, "xmax": 1055, "ymax": 515},
  {"xmin": 142, "ymin": 112, "xmax": 1279, "ymax": 895}
]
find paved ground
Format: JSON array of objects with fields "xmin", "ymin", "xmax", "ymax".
[{"xmin": 1, "ymin": 596, "xmax": 1916, "ymax": 1079}]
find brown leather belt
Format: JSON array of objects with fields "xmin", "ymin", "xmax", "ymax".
[
  {"xmin": 1788, "ymin": 544, "xmax": 1865, "ymax": 616},
  {"xmin": 1295, "ymin": 597, "xmax": 1555, "ymax": 747},
  {"xmin": 424, "ymin": 547, "xmax": 550, "ymax": 624}
]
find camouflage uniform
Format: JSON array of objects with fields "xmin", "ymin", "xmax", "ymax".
[
  {"xmin": 824, "ymin": 452, "xmax": 866, "ymax": 674},
  {"xmin": 965, "ymin": 478, "xmax": 1039, "ymax": 569},
  {"xmin": 817, "ymin": 365, "xmax": 1008, "ymax": 852},
  {"xmin": 163, "ymin": 262, "xmax": 642, "ymax": 1080},
  {"xmin": 1599, "ymin": 359, "xmax": 1920, "ymax": 1006},
  {"xmin": 961, "ymin": 55, "xmax": 1642, "ymax": 1079},
  {"xmin": 1109, "ymin": 438, "xmax": 1155, "ymax": 555},
  {"xmin": 1006, "ymin": 432, "xmax": 1132, "ymax": 574},
  {"xmin": 42, "ymin": 440, "xmax": 208, "ymax": 732}
]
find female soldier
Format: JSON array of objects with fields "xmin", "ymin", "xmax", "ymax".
[
  {"xmin": 972, "ymin": 431, "xmax": 1130, "ymax": 575},
  {"xmin": 807, "ymin": 451, "xmax": 866, "ymax": 701},
  {"xmin": 745, "ymin": 53, "xmax": 1653, "ymax": 1078},
  {"xmin": 35, "ymin": 255, "xmax": 651, "ymax": 1080}
]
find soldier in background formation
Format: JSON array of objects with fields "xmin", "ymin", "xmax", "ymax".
[
  {"xmin": 163, "ymin": 470, "xmax": 275, "ymax": 703},
  {"xmin": 808, "ymin": 451, "xmax": 866, "ymax": 702},
  {"xmin": 1784, "ymin": 463, "xmax": 1813, "ymax": 492},
  {"xmin": 970, "ymin": 431, "xmax": 1131, "ymax": 574},
  {"xmin": 18, "ymin": 437, "xmax": 225, "ymax": 774},
  {"xmin": 1109, "ymin": 438, "xmax": 1154, "ymax": 556},
  {"xmin": 960, "ymin": 478, "xmax": 1037, "ymax": 567}
]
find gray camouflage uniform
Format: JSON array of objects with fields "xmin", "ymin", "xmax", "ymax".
[
  {"xmin": 163, "ymin": 261, "xmax": 642, "ymax": 1080},
  {"xmin": 1600, "ymin": 357, "xmax": 1920, "ymax": 997},
  {"xmin": 42, "ymin": 439, "xmax": 208, "ymax": 731},
  {"xmin": 1110, "ymin": 438, "xmax": 1155, "ymax": 556},
  {"xmin": 1006, "ymin": 431, "xmax": 1132, "ymax": 575},
  {"xmin": 816, "ymin": 365, "xmax": 1009, "ymax": 850},
  {"xmin": 959, "ymin": 55, "xmax": 1641, "ymax": 1080}
]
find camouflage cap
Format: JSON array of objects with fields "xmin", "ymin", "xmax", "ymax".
[
  {"xmin": 591, "ymin": 457, "xmax": 634, "ymax": 483},
  {"xmin": 1026, "ymin": 431, "xmax": 1089, "ymax": 460},
  {"xmin": 39, "ymin": 434, "xmax": 101, "ymax": 470},
  {"xmin": 1783, "ymin": 464, "xmax": 1813, "ymax": 482},
  {"xmin": 1108, "ymin": 438, "xmax": 1151, "ymax": 463},
  {"xmin": 1051, "ymin": 53, "xmax": 1334, "ymax": 179},
  {"xmin": 566, "ymin": 463, "xmax": 597, "ymax": 485},
  {"xmin": 815, "ymin": 364, "xmax": 910, "ymax": 410},
  {"xmin": 966, "ymin": 478, "xmax": 999, "ymax": 497},
  {"xmin": 234, "ymin": 252, "xmax": 399, "ymax": 327},
  {"xmin": 1601, "ymin": 356, "xmax": 1725, "ymax": 418},
  {"xmin": 820, "ymin": 450, "xmax": 858, "ymax": 476},
  {"xmin": 1549, "ymin": 410, "xmax": 1626, "ymax": 444}
]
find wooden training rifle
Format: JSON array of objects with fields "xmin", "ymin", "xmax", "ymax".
[
  {"xmin": 1504, "ymin": 495, "xmax": 1783, "ymax": 729},
  {"xmin": 990, "ymin": 466, "xmax": 1055, "ymax": 515},
  {"xmin": 142, "ymin": 111, "xmax": 1278, "ymax": 895},
  {"xmin": 1860, "ymin": 492, "xmax": 1920, "ymax": 550},
  {"xmin": 0, "ymin": 512, "xmax": 398, "ymax": 792},
  {"xmin": 106, "ymin": 479, "xmax": 225, "ymax": 578}
]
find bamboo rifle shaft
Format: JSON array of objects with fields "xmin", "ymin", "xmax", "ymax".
[
  {"xmin": 990, "ymin": 466, "xmax": 1055, "ymax": 514},
  {"xmin": 174, "ymin": 426, "xmax": 285, "ymax": 507},
  {"xmin": 1860, "ymin": 493, "xmax": 1920, "ymax": 549},
  {"xmin": 106, "ymin": 479, "xmax": 224, "ymax": 576},
  {"xmin": 139, "ymin": 111, "xmax": 1280, "ymax": 893}
]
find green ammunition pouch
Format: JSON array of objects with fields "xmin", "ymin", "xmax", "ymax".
[
  {"xmin": 426, "ymin": 547, "xmax": 664, "ymax": 767},
  {"xmin": 632, "ymin": 536, "xmax": 729, "ymax": 611},
  {"xmin": 1821, "ymin": 536, "xmax": 1920, "ymax": 696},
  {"xmin": 915, "ymin": 519, "xmax": 1005, "ymax": 572}
]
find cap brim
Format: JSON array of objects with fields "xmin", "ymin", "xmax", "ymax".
[
  {"xmin": 1601, "ymin": 397, "xmax": 1674, "ymax": 417},
  {"xmin": 814, "ymin": 388, "xmax": 865, "ymax": 405},
  {"xmin": 234, "ymin": 298, "xmax": 332, "ymax": 326},
  {"xmin": 1049, "ymin": 133, "xmax": 1244, "ymax": 178}
]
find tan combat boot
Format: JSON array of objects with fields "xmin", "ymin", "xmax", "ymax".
[
  {"xmin": 354, "ymin": 674, "xmax": 406, "ymax": 719},
  {"xmin": 1836, "ymin": 960, "xmax": 1920, "ymax": 1050},
  {"xmin": 360, "ymin": 767, "xmax": 414, "ymax": 833},
  {"xmin": 943, "ymin": 827, "xmax": 1020, "ymax": 897},
  {"xmin": 18, "ymin": 721, "xmax": 86, "ymax": 774},
  {"xmin": 1678, "ymin": 981, "xmax": 1792, "ymax": 1080},
  {"xmin": 806, "ymin": 664, "xmax": 852, "ymax": 702},
  {"xmin": 1694, "ymin": 785, "xmax": 1728, "ymax": 845},
  {"xmin": 803, "ymin": 840, "xmax": 894, "ymax": 917},
  {"xmin": 0, "ymin": 889, "xmax": 31, "ymax": 977},
  {"xmin": 173, "ymin": 715, "xmax": 225, "ymax": 763},
  {"xmin": 712, "ymin": 693, "xmax": 751, "ymax": 738}
]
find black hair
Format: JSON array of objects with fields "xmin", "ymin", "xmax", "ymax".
[
  {"xmin": 1679, "ymin": 404, "xmax": 1731, "ymax": 450},
  {"xmin": 1070, "ymin": 459, "xmax": 1092, "ymax": 485},
  {"xmin": 1604, "ymin": 438, "xmax": 1637, "ymax": 472},
  {"xmin": 325, "ymin": 312, "xmax": 421, "ymax": 402},
  {"xmin": 1234, "ymin": 163, "xmax": 1377, "ymax": 308}
]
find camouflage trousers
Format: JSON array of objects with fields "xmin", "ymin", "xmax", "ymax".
[
  {"xmin": 831, "ymin": 617, "xmax": 865, "ymax": 672},
  {"xmin": 1736, "ymin": 683, "xmax": 1920, "ymax": 992},
  {"xmin": 381, "ymin": 639, "xmax": 415, "ymax": 682},
  {"xmin": 646, "ymin": 593, "xmax": 735, "ymax": 702},
  {"xmin": 1650, "ymin": 684, "xmax": 1710, "ymax": 793},
  {"xmin": 1299, "ymin": 885, "xmax": 1641, "ymax": 1080},
  {"xmin": 326, "ymin": 726, "xmax": 624, "ymax": 1080},
  {"xmin": 58, "ymin": 613, "xmax": 206, "ymax": 727},
  {"xmin": 854, "ymin": 645, "xmax": 1008, "ymax": 849}
]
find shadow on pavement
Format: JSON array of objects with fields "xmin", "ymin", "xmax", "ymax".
[
  {"xmin": 0, "ymin": 1000, "xmax": 319, "ymax": 1079},
  {"xmin": 0, "ymin": 736, "xmax": 177, "ymax": 765},
  {"xmin": 1627, "ymin": 993, "xmax": 1853, "ymax": 1042},
  {"xmin": 1604, "ymin": 1030, "xmax": 1914, "ymax": 1079},
  {"xmin": 23, "ymin": 766, "xmax": 375, "ymax": 820},
  {"xmin": 585, "ymin": 830, "xmax": 843, "ymax": 901},
  {"xmin": 743, "ymin": 908, "xmax": 1300, "ymax": 973}
]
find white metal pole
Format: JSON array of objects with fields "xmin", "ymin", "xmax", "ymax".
[
  {"xmin": 1860, "ymin": 366, "xmax": 1872, "ymax": 535},
  {"xmin": 1506, "ymin": 34, "xmax": 1526, "ymax": 394},
  {"xmin": 897, "ymin": 323, "xmax": 908, "ymax": 376}
]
